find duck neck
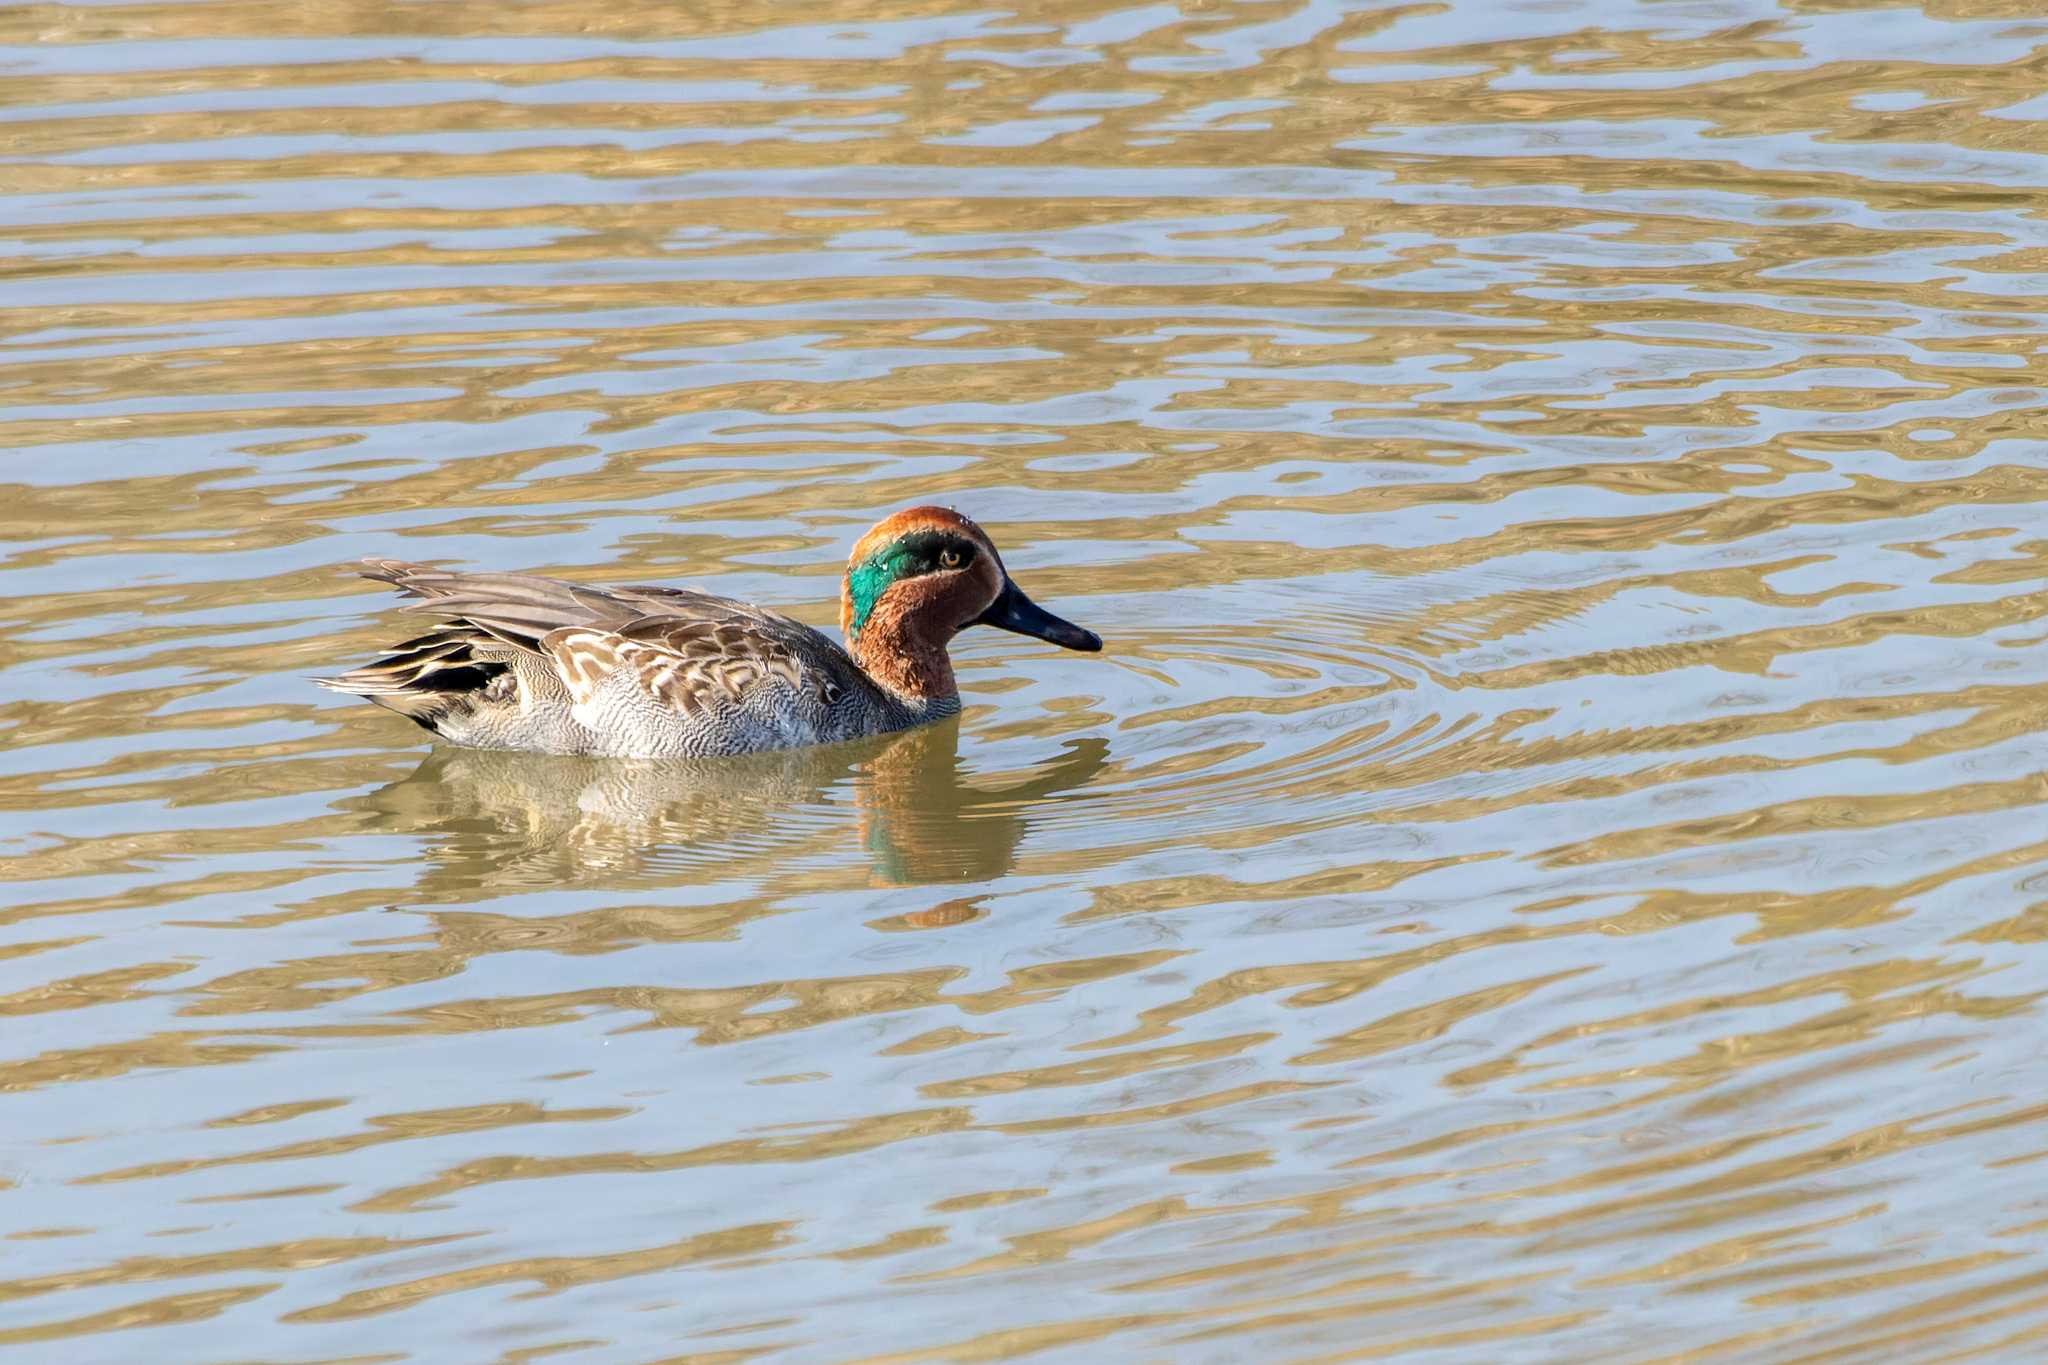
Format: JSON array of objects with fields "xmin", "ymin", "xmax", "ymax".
[{"xmin": 851, "ymin": 600, "xmax": 959, "ymax": 708}]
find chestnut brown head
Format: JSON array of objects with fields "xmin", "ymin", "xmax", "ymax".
[{"xmin": 840, "ymin": 506, "xmax": 1101, "ymax": 655}]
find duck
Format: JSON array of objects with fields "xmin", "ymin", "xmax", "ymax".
[{"xmin": 317, "ymin": 506, "xmax": 1102, "ymax": 758}]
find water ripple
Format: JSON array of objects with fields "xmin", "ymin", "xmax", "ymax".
[{"xmin": 6, "ymin": 0, "xmax": 2048, "ymax": 1360}]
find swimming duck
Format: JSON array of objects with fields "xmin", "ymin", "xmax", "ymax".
[{"xmin": 317, "ymin": 506, "xmax": 1102, "ymax": 758}]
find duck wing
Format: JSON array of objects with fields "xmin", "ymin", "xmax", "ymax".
[
  {"xmin": 358, "ymin": 558, "xmax": 853, "ymax": 724},
  {"xmin": 545, "ymin": 612, "xmax": 846, "ymax": 720}
]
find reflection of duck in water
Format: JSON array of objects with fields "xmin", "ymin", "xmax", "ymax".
[
  {"xmin": 344, "ymin": 721, "xmax": 1109, "ymax": 890},
  {"xmin": 852, "ymin": 725, "xmax": 1109, "ymax": 885},
  {"xmin": 318, "ymin": 507, "xmax": 1101, "ymax": 758}
]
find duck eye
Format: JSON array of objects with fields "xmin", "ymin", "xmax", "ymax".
[{"xmin": 939, "ymin": 547, "xmax": 963, "ymax": 569}]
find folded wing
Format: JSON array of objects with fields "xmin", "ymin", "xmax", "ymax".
[{"xmin": 326, "ymin": 559, "xmax": 851, "ymax": 754}]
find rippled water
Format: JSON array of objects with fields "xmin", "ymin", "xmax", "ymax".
[{"xmin": 8, "ymin": 0, "xmax": 2048, "ymax": 1359}]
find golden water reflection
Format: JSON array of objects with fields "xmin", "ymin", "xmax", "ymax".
[{"xmin": 6, "ymin": 0, "xmax": 2048, "ymax": 1359}]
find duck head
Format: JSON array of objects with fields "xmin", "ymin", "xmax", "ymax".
[{"xmin": 840, "ymin": 506, "xmax": 1100, "ymax": 700}]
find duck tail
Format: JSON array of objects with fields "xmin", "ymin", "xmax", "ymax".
[{"xmin": 316, "ymin": 629, "xmax": 509, "ymax": 733}]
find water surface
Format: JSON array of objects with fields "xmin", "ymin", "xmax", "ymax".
[{"xmin": 7, "ymin": 0, "xmax": 2048, "ymax": 1360}]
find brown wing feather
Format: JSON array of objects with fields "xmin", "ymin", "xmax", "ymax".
[{"xmin": 544, "ymin": 616, "xmax": 815, "ymax": 718}]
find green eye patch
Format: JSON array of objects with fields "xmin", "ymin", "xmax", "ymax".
[{"xmin": 846, "ymin": 530, "xmax": 976, "ymax": 639}]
